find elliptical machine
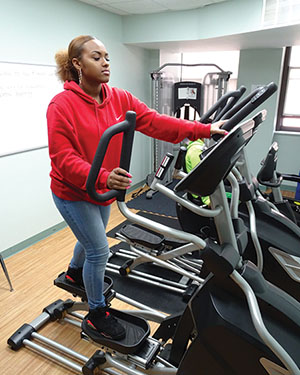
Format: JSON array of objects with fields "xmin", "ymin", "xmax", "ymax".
[
  {"xmin": 8, "ymin": 111, "xmax": 300, "ymax": 375},
  {"xmin": 176, "ymin": 83, "xmax": 300, "ymax": 302},
  {"xmin": 88, "ymin": 110, "xmax": 300, "ymax": 374},
  {"xmin": 256, "ymin": 141, "xmax": 300, "ymax": 226}
]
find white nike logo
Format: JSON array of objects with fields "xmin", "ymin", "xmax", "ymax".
[{"xmin": 116, "ymin": 115, "xmax": 122, "ymax": 121}]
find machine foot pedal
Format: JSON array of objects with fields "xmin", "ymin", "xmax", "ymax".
[
  {"xmin": 81, "ymin": 308, "xmax": 150, "ymax": 354},
  {"xmin": 120, "ymin": 224, "xmax": 164, "ymax": 250},
  {"xmin": 54, "ymin": 272, "xmax": 113, "ymax": 302}
]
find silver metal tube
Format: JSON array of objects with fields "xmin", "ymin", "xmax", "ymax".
[
  {"xmin": 232, "ymin": 167, "xmax": 264, "ymax": 272},
  {"xmin": 153, "ymin": 181, "xmax": 223, "ymax": 218},
  {"xmin": 117, "ymin": 201, "xmax": 206, "ymax": 248},
  {"xmin": 145, "ymin": 243, "xmax": 201, "ymax": 262},
  {"xmin": 68, "ymin": 311, "xmax": 85, "ymax": 320},
  {"xmin": 246, "ymin": 201, "xmax": 264, "ymax": 272},
  {"xmin": 107, "ymin": 261, "xmax": 187, "ymax": 289},
  {"xmin": 172, "ymin": 169, "xmax": 187, "ymax": 180},
  {"xmin": 105, "ymin": 266, "xmax": 184, "ymax": 294},
  {"xmin": 24, "ymin": 339, "xmax": 83, "ymax": 372},
  {"xmin": 226, "ymin": 172, "xmax": 240, "ymax": 219},
  {"xmin": 63, "ymin": 317, "xmax": 82, "ymax": 328},
  {"xmin": 167, "ymin": 257, "xmax": 201, "ymax": 274},
  {"xmin": 117, "ymin": 248, "xmax": 138, "ymax": 257},
  {"xmin": 105, "ymin": 353, "xmax": 177, "ymax": 375},
  {"xmin": 152, "ymin": 62, "xmax": 226, "ymax": 74},
  {"xmin": 28, "ymin": 312, "xmax": 51, "ymax": 330},
  {"xmin": 129, "ymin": 247, "xmax": 203, "ymax": 284},
  {"xmin": 272, "ymin": 171, "xmax": 284, "ymax": 202},
  {"xmin": 178, "ymin": 256, "xmax": 203, "ymax": 266},
  {"xmin": 237, "ymin": 150, "xmax": 253, "ymax": 186},
  {"xmin": 210, "ymin": 183, "xmax": 238, "ymax": 251},
  {"xmin": 231, "ymin": 270, "xmax": 300, "ymax": 375},
  {"xmin": 32, "ymin": 332, "xmax": 88, "ymax": 363},
  {"xmin": 122, "ymin": 263, "xmax": 188, "ymax": 288}
]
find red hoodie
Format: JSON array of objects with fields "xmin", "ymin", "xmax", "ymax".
[{"xmin": 47, "ymin": 80, "xmax": 211, "ymax": 205}]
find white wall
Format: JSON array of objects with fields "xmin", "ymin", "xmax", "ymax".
[
  {"xmin": 0, "ymin": 0, "xmax": 156, "ymax": 256},
  {"xmin": 237, "ymin": 48, "xmax": 284, "ymax": 176}
]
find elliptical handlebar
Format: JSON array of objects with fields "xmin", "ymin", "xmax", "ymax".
[
  {"xmin": 86, "ymin": 111, "xmax": 136, "ymax": 203},
  {"xmin": 212, "ymin": 82, "xmax": 278, "ymax": 141},
  {"xmin": 221, "ymin": 86, "xmax": 263, "ymax": 120},
  {"xmin": 213, "ymin": 86, "xmax": 247, "ymax": 122},
  {"xmin": 200, "ymin": 86, "xmax": 246, "ymax": 124}
]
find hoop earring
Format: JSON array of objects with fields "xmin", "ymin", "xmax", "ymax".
[{"xmin": 78, "ymin": 69, "xmax": 82, "ymax": 85}]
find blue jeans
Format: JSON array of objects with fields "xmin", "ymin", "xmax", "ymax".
[{"xmin": 52, "ymin": 193, "xmax": 111, "ymax": 310}]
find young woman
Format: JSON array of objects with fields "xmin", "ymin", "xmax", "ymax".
[{"xmin": 47, "ymin": 35, "xmax": 227, "ymax": 341}]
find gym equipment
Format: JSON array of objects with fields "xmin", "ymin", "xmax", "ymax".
[
  {"xmin": 146, "ymin": 62, "xmax": 232, "ymax": 199},
  {"xmin": 116, "ymin": 84, "xmax": 276, "ymax": 287},
  {"xmin": 87, "ymin": 110, "xmax": 300, "ymax": 374},
  {"xmin": 8, "ymin": 111, "xmax": 300, "ymax": 374},
  {"xmin": 235, "ymin": 145, "xmax": 300, "ymax": 302},
  {"xmin": 112, "ymin": 86, "xmax": 248, "ymax": 294},
  {"xmin": 257, "ymin": 141, "xmax": 300, "ymax": 226},
  {"xmin": 173, "ymin": 81, "xmax": 202, "ymax": 120},
  {"xmin": 176, "ymin": 83, "xmax": 300, "ymax": 302}
]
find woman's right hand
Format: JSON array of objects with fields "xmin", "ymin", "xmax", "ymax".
[{"xmin": 106, "ymin": 167, "xmax": 132, "ymax": 190}]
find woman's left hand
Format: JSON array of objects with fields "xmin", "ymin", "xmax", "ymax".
[{"xmin": 210, "ymin": 120, "xmax": 228, "ymax": 136}]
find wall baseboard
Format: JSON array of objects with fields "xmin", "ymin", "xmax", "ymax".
[{"xmin": 1, "ymin": 221, "xmax": 67, "ymax": 259}]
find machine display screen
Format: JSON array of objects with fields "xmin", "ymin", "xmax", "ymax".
[{"xmin": 178, "ymin": 87, "xmax": 197, "ymax": 100}]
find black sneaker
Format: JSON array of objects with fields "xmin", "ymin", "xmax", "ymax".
[
  {"xmin": 65, "ymin": 266, "xmax": 84, "ymax": 288},
  {"xmin": 82, "ymin": 306, "xmax": 126, "ymax": 341}
]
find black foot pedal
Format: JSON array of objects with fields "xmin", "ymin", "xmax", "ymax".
[
  {"xmin": 54, "ymin": 272, "xmax": 113, "ymax": 302},
  {"xmin": 120, "ymin": 224, "xmax": 164, "ymax": 250},
  {"xmin": 81, "ymin": 308, "xmax": 150, "ymax": 354}
]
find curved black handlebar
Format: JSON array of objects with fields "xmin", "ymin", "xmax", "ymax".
[
  {"xmin": 212, "ymin": 82, "xmax": 278, "ymax": 141},
  {"xmin": 86, "ymin": 111, "xmax": 136, "ymax": 203},
  {"xmin": 221, "ymin": 86, "xmax": 263, "ymax": 120},
  {"xmin": 200, "ymin": 86, "xmax": 246, "ymax": 124},
  {"xmin": 214, "ymin": 86, "xmax": 247, "ymax": 122}
]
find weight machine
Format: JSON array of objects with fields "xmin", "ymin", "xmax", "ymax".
[{"xmin": 146, "ymin": 62, "xmax": 232, "ymax": 198}]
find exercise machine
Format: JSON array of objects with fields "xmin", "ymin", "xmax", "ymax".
[
  {"xmin": 8, "ymin": 111, "xmax": 300, "ymax": 374},
  {"xmin": 86, "ymin": 110, "xmax": 300, "ymax": 374},
  {"xmin": 176, "ymin": 83, "xmax": 300, "ymax": 302},
  {"xmin": 114, "ymin": 84, "xmax": 276, "ymax": 286},
  {"xmin": 104, "ymin": 86, "xmax": 249, "ymax": 299},
  {"xmin": 146, "ymin": 62, "xmax": 232, "ymax": 198},
  {"xmin": 256, "ymin": 141, "xmax": 300, "ymax": 226}
]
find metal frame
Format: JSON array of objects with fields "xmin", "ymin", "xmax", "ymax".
[{"xmin": 0, "ymin": 253, "xmax": 13, "ymax": 291}]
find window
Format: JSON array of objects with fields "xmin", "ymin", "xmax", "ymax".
[
  {"xmin": 262, "ymin": 0, "xmax": 300, "ymax": 28},
  {"xmin": 276, "ymin": 46, "xmax": 300, "ymax": 132}
]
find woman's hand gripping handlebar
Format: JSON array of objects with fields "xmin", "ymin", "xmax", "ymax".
[{"xmin": 86, "ymin": 111, "xmax": 136, "ymax": 203}]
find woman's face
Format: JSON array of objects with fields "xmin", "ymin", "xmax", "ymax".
[{"xmin": 78, "ymin": 39, "xmax": 110, "ymax": 84}]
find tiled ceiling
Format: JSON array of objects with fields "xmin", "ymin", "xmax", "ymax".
[{"xmin": 77, "ymin": 0, "xmax": 227, "ymax": 15}]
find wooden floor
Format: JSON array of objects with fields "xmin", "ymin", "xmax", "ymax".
[
  {"xmin": 0, "ymin": 188, "xmax": 158, "ymax": 375},
  {"xmin": 1, "ymin": 187, "xmax": 297, "ymax": 374}
]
